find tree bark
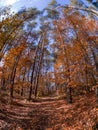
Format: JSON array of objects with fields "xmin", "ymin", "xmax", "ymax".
[
  {"xmin": 95, "ymin": 87, "xmax": 98, "ymax": 104},
  {"xmin": 28, "ymin": 34, "xmax": 43, "ymax": 101},
  {"xmin": 21, "ymin": 71, "xmax": 26, "ymax": 97},
  {"xmin": 66, "ymin": 87, "xmax": 72, "ymax": 104},
  {"xmin": 10, "ymin": 54, "xmax": 21, "ymax": 98},
  {"xmin": 34, "ymin": 37, "xmax": 44, "ymax": 98}
]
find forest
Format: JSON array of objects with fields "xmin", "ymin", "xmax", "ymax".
[{"xmin": 0, "ymin": 0, "xmax": 98, "ymax": 129}]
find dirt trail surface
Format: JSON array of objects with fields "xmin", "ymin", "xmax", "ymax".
[{"xmin": 0, "ymin": 93, "xmax": 98, "ymax": 130}]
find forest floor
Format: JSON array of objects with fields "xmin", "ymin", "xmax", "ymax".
[{"xmin": 0, "ymin": 93, "xmax": 98, "ymax": 130}]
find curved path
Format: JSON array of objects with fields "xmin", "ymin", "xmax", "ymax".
[{"xmin": 0, "ymin": 94, "xmax": 98, "ymax": 130}]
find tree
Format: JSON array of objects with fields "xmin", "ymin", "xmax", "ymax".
[
  {"xmin": 4, "ymin": 44, "xmax": 26, "ymax": 97},
  {"xmin": 51, "ymin": 9, "xmax": 98, "ymax": 103},
  {"xmin": 0, "ymin": 7, "xmax": 40, "ymax": 62}
]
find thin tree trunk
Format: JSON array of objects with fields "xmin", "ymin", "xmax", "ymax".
[
  {"xmin": 34, "ymin": 37, "xmax": 45, "ymax": 98},
  {"xmin": 66, "ymin": 87, "xmax": 72, "ymax": 104},
  {"xmin": 21, "ymin": 87, "xmax": 23, "ymax": 97},
  {"xmin": 29, "ymin": 35, "xmax": 43, "ymax": 101},
  {"xmin": 95, "ymin": 87, "xmax": 98, "ymax": 104},
  {"xmin": 1, "ymin": 68, "xmax": 5, "ymax": 90},
  {"xmin": 10, "ymin": 54, "xmax": 21, "ymax": 98},
  {"xmin": 34, "ymin": 50, "xmax": 44, "ymax": 98},
  {"xmin": 21, "ymin": 70, "xmax": 26, "ymax": 97}
]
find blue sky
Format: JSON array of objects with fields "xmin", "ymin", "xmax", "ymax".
[
  {"xmin": 0, "ymin": 0, "xmax": 97, "ymax": 13},
  {"xmin": 0, "ymin": 0, "xmax": 69, "ymax": 12}
]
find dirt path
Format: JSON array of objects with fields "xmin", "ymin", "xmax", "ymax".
[{"xmin": 0, "ymin": 93, "xmax": 98, "ymax": 130}]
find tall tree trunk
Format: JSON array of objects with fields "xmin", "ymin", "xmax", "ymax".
[
  {"xmin": 90, "ymin": 46, "xmax": 98, "ymax": 103},
  {"xmin": 34, "ymin": 51, "xmax": 44, "ymax": 98},
  {"xmin": 66, "ymin": 87, "xmax": 72, "ymax": 104},
  {"xmin": 34, "ymin": 37, "xmax": 44, "ymax": 98},
  {"xmin": 55, "ymin": 23, "xmax": 73, "ymax": 103},
  {"xmin": 96, "ymin": 87, "xmax": 98, "ymax": 104},
  {"xmin": 21, "ymin": 70, "xmax": 26, "ymax": 97},
  {"xmin": 1, "ymin": 67, "xmax": 6, "ymax": 90},
  {"xmin": 29, "ymin": 35, "xmax": 43, "ymax": 101},
  {"xmin": 10, "ymin": 54, "xmax": 21, "ymax": 98}
]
